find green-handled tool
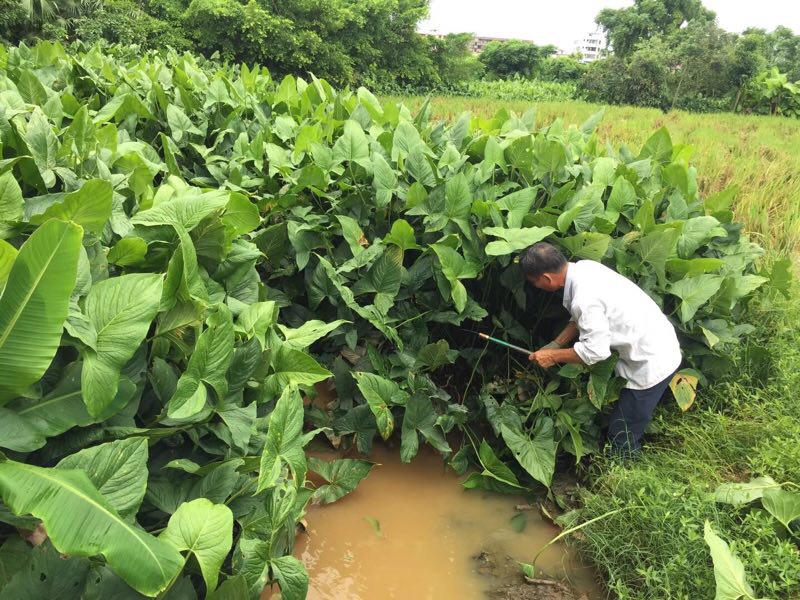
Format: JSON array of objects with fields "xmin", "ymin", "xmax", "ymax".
[{"xmin": 477, "ymin": 332, "xmax": 533, "ymax": 357}]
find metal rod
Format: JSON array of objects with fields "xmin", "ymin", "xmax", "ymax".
[{"xmin": 477, "ymin": 332, "xmax": 532, "ymax": 357}]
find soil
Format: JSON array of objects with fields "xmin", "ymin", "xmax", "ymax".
[{"xmin": 474, "ymin": 547, "xmax": 591, "ymax": 600}]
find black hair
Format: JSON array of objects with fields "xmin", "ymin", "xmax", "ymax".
[{"xmin": 519, "ymin": 242, "xmax": 567, "ymax": 279}]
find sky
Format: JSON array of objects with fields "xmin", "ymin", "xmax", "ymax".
[{"xmin": 419, "ymin": 0, "xmax": 800, "ymax": 52}]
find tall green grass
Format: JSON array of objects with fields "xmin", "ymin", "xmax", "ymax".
[
  {"xmin": 574, "ymin": 293, "xmax": 800, "ymax": 599},
  {"xmin": 389, "ymin": 96, "xmax": 800, "ymax": 258}
]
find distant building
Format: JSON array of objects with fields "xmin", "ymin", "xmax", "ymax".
[
  {"xmin": 469, "ymin": 36, "xmax": 536, "ymax": 54},
  {"xmin": 574, "ymin": 30, "xmax": 607, "ymax": 63},
  {"xmin": 420, "ymin": 33, "xmax": 538, "ymax": 55}
]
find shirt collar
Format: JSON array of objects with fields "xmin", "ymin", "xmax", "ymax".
[{"xmin": 562, "ymin": 262, "xmax": 576, "ymax": 308}]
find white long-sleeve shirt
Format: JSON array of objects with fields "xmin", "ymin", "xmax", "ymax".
[{"xmin": 563, "ymin": 260, "xmax": 682, "ymax": 390}]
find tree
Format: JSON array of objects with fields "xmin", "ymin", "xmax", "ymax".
[
  {"xmin": 182, "ymin": 0, "xmax": 246, "ymax": 60},
  {"xmin": 0, "ymin": 0, "xmax": 28, "ymax": 43},
  {"xmin": 729, "ymin": 33, "xmax": 766, "ymax": 111},
  {"xmin": 596, "ymin": 0, "xmax": 716, "ymax": 58},
  {"xmin": 478, "ymin": 39, "xmax": 557, "ymax": 79},
  {"xmin": 666, "ymin": 21, "xmax": 736, "ymax": 109},
  {"xmin": 425, "ymin": 33, "xmax": 484, "ymax": 86},
  {"xmin": 758, "ymin": 26, "xmax": 800, "ymax": 81},
  {"xmin": 74, "ymin": 0, "xmax": 191, "ymax": 50},
  {"xmin": 540, "ymin": 55, "xmax": 586, "ymax": 83}
]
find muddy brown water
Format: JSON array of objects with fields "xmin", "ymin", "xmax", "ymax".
[{"xmin": 293, "ymin": 444, "xmax": 603, "ymax": 600}]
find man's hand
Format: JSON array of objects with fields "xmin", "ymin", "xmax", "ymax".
[{"xmin": 528, "ymin": 349, "xmax": 558, "ymax": 368}]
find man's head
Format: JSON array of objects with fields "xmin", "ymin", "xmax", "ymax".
[{"xmin": 520, "ymin": 242, "xmax": 568, "ymax": 291}]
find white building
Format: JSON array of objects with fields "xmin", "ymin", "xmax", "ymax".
[{"xmin": 574, "ymin": 30, "xmax": 607, "ymax": 63}]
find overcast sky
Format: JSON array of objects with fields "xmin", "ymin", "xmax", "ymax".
[{"xmin": 419, "ymin": 1, "xmax": 800, "ymax": 51}]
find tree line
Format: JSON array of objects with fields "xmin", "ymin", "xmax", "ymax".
[{"xmin": 1, "ymin": 0, "xmax": 799, "ymax": 116}]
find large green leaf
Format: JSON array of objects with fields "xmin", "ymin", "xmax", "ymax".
[
  {"xmin": 0, "ymin": 172, "xmax": 23, "ymax": 222},
  {"xmin": 166, "ymin": 104, "xmax": 202, "ymax": 143},
  {"xmin": 56, "ymin": 437, "xmax": 149, "ymax": 519},
  {"xmin": 25, "ymin": 109, "xmax": 59, "ymax": 188},
  {"xmin": 637, "ymin": 228, "xmax": 679, "ymax": 286},
  {"xmin": 278, "ymin": 319, "xmax": 347, "ymax": 350},
  {"xmin": 669, "ymin": 275, "xmax": 724, "ymax": 322},
  {"xmin": 234, "ymin": 301, "xmax": 278, "ymax": 348},
  {"xmin": 559, "ymin": 232, "xmax": 611, "ymax": 261},
  {"xmin": 0, "ymin": 219, "xmax": 82, "ymax": 402},
  {"xmin": 269, "ymin": 555, "xmax": 308, "ymax": 600},
  {"xmin": 605, "ymin": 176, "xmax": 636, "ymax": 221},
  {"xmin": 762, "ymin": 488, "xmax": 800, "ymax": 532},
  {"xmin": 107, "ymin": 237, "xmax": 148, "ymax": 267},
  {"xmin": 0, "ymin": 363, "xmax": 97, "ymax": 452},
  {"xmin": 161, "ymin": 498, "xmax": 233, "ymax": 592},
  {"xmin": 476, "ymin": 439, "xmax": 522, "ymax": 488},
  {"xmin": 713, "ymin": 476, "xmax": 779, "ymax": 505},
  {"xmin": 0, "ymin": 541, "xmax": 91, "ymax": 599},
  {"xmin": 167, "ymin": 304, "xmax": 234, "ymax": 419},
  {"xmin": 353, "ymin": 372, "xmax": 408, "ymax": 440},
  {"xmin": 400, "ymin": 395, "xmax": 450, "ymax": 462},
  {"xmin": 501, "ymin": 419, "xmax": 556, "ymax": 488},
  {"xmin": 677, "ymin": 216, "xmax": 727, "ymax": 258},
  {"xmin": 0, "ymin": 241, "xmax": 17, "ymax": 293},
  {"xmin": 703, "ymin": 521, "xmax": 758, "ymax": 600},
  {"xmin": 444, "ymin": 172, "xmax": 472, "ymax": 224},
  {"xmin": 31, "ymin": 179, "xmax": 113, "ymax": 234},
  {"xmin": 130, "ymin": 190, "xmax": 229, "ymax": 231},
  {"xmin": 384, "ymin": 219, "xmax": 419, "ymax": 252},
  {"xmin": 639, "ymin": 127, "xmax": 673, "ymax": 164},
  {"xmin": 162, "ymin": 224, "xmax": 208, "ymax": 310},
  {"xmin": 82, "ymin": 273, "xmax": 163, "ymax": 417},
  {"xmin": 308, "ymin": 458, "xmax": 374, "ymax": 504},
  {"xmin": 353, "ymin": 246, "xmax": 403, "ymax": 312},
  {"xmin": 266, "ymin": 345, "xmax": 331, "ymax": 391},
  {"xmin": 497, "ymin": 187, "xmax": 537, "ymax": 228},
  {"xmin": 483, "ymin": 226, "xmax": 554, "ymax": 256},
  {"xmin": 257, "ymin": 385, "xmax": 305, "ymax": 493},
  {"xmin": 332, "ymin": 120, "xmax": 369, "ymax": 166},
  {"xmin": 0, "ymin": 458, "xmax": 183, "ymax": 597}
]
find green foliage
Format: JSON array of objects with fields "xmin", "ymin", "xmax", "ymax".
[
  {"xmin": 0, "ymin": 0, "xmax": 28, "ymax": 44},
  {"xmin": 183, "ymin": 0, "xmax": 245, "ymax": 60},
  {"xmin": 425, "ymin": 33, "xmax": 485, "ymax": 86},
  {"xmin": 539, "ymin": 56, "xmax": 587, "ymax": 84},
  {"xmin": 744, "ymin": 25, "xmax": 800, "ymax": 82},
  {"xmin": 0, "ymin": 41, "xmax": 778, "ymax": 596},
  {"xmin": 572, "ymin": 296, "xmax": 800, "ymax": 599},
  {"xmin": 596, "ymin": 0, "xmax": 716, "ymax": 58},
  {"xmin": 704, "ymin": 521, "xmax": 760, "ymax": 600},
  {"xmin": 580, "ymin": 21, "xmax": 744, "ymax": 112},
  {"xmin": 460, "ymin": 78, "xmax": 577, "ymax": 102},
  {"xmin": 740, "ymin": 67, "xmax": 800, "ymax": 117},
  {"xmin": 479, "ymin": 39, "xmax": 557, "ymax": 79},
  {"xmin": 74, "ymin": 0, "xmax": 191, "ymax": 50}
]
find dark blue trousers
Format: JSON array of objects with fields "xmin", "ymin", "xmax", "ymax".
[{"xmin": 608, "ymin": 371, "xmax": 675, "ymax": 455}]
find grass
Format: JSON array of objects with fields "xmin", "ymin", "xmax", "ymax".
[
  {"xmin": 574, "ymin": 293, "xmax": 800, "ymax": 599},
  {"xmin": 387, "ymin": 96, "xmax": 800, "ymax": 258}
]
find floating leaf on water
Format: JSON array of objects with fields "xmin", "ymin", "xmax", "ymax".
[{"xmin": 363, "ymin": 516, "xmax": 383, "ymax": 538}]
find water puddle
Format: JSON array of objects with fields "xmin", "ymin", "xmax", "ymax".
[{"xmin": 295, "ymin": 444, "xmax": 602, "ymax": 600}]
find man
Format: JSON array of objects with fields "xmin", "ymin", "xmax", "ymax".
[{"xmin": 520, "ymin": 242, "xmax": 682, "ymax": 455}]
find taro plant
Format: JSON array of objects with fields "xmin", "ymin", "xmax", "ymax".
[
  {"xmin": 707, "ymin": 477, "xmax": 800, "ymax": 599},
  {"xmin": 0, "ymin": 40, "xmax": 787, "ymax": 597}
]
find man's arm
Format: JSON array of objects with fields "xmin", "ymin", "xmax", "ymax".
[
  {"xmin": 539, "ymin": 321, "xmax": 579, "ymax": 350},
  {"xmin": 529, "ymin": 347, "xmax": 584, "ymax": 368},
  {"xmin": 554, "ymin": 321, "xmax": 579, "ymax": 347},
  {"xmin": 531, "ymin": 302, "xmax": 611, "ymax": 368}
]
